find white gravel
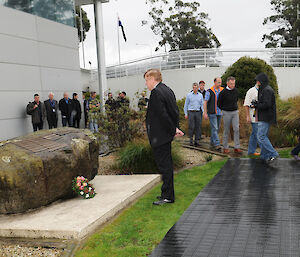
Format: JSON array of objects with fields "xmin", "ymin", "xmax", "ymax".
[{"xmin": 0, "ymin": 245, "xmax": 62, "ymax": 257}]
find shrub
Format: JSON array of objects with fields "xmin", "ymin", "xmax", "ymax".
[
  {"xmin": 116, "ymin": 140, "xmax": 184, "ymax": 174},
  {"xmin": 221, "ymin": 56, "xmax": 278, "ymax": 99}
]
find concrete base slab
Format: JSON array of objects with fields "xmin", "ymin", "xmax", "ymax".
[{"xmin": 0, "ymin": 175, "xmax": 160, "ymax": 239}]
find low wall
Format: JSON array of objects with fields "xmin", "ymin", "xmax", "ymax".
[{"xmin": 106, "ymin": 67, "xmax": 300, "ymax": 104}]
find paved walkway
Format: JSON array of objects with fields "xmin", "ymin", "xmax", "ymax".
[
  {"xmin": 0, "ymin": 174, "xmax": 160, "ymax": 239},
  {"xmin": 151, "ymin": 158, "xmax": 300, "ymax": 257}
]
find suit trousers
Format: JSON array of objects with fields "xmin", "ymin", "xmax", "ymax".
[
  {"xmin": 188, "ymin": 111, "xmax": 202, "ymax": 144},
  {"xmin": 152, "ymin": 142, "xmax": 175, "ymax": 201},
  {"xmin": 222, "ymin": 110, "xmax": 240, "ymax": 149},
  {"xmin": 33, "ymin": 122, "xmax": 43, "ymax": 132}
]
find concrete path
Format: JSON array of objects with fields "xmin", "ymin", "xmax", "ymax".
[
  {"xmin": 0, "ymin": 174, "xmax": 160, "ymax": 240},
  {"xmin": 151, "ymin": 158, "xmax": 300, "ymax": 257}
]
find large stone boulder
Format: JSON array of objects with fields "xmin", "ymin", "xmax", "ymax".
[{"xmin": 0, "ymin": 128, "xmax": 99, "ymax": 214}]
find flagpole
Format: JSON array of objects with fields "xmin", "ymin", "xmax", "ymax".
[
  {"xmin": 117, "ymin": 15, "xmax": 121, "ymax": 65},
  {"xmin": 79, "ymin": 7, "xmax": 86, "ymax": 68}
]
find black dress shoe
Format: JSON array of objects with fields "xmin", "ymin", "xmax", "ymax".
[
  {"xmin": 153, "ymin": 199, "xmax": 174, "ymax": 205},
  {"xmin": 194, "ymin": 143, "xmax": 200, "ymax": 147}
]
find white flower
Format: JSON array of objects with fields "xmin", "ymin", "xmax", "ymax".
[
  {"xmin": 86, "ymin": 195, "xmax": 89, "ymax": 199},
  {"xmin": 80, "ymin": 191, "xmax": 84, "ymax": 195},
  {"xmin": 89, "ymin": 187, "xmax": 92, "ymax": 191}
]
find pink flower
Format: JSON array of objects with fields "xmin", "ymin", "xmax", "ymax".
[
  {"xmin": 79, "ymin": 186, "xmax": 84, "ymax": 190},
  {"xmin": 83, "ymin": 183, "xmax": 87, "ymax": 187},
  {"xmin": 77, "ymin": 183, "xmax": 81, "ymax": 187}
]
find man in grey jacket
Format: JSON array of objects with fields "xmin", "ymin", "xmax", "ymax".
[{"xmin": 26, "ymin": 94, "xmax": 46, "ymax": 132}]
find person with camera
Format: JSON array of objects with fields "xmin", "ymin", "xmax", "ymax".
[
  {"xmin": 26, "ymin": 94, "xmax": 46, "ymax": 132},
  {"xmin": 244, "ymin": 83, "xmax": 260, "ymax": 156},
  {"xmin": 251, "ymin": 72, "xmax": 278, "ymax": 163}
]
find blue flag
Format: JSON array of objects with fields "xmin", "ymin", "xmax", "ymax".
[{"xmin": 118, "ymin": 19, "xmax": 127, "ymax": 42}]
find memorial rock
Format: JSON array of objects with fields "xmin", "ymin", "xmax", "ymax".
[{"xmin": 0, "ymin": 128, "xmax": 99, "ymax": 214}]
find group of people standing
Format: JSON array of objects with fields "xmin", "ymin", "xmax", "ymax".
[
  {"xmin": 26, "ymin": 92, "xmax": 82, "ymax": 132},
  {"xmin": 26, "ymin": 89, "xmax": 141, "ymax": 134},
  {"xmin": 184, "ymin": 72, "xmax": 280, "ymax": 163}
]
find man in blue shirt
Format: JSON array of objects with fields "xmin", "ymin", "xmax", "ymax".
[
  {"xmin": 184, "ymin": 82, "xmax": 204, "ymax": 146},
  {"xmin": 203, "ymin": 77, "xmax": 224, "ymax": 151}
]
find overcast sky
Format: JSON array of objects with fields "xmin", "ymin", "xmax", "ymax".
[{"xmin": 79, "ymin": 0, "xmax": 275, "ymax": 68}]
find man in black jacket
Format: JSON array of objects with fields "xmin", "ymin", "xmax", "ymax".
[
  {"xmin": 59, "ymin": 92, "xmax": 72, "ymax": 127},
  {"xmin": 44, "ymin": 92, "xmax": 58, "ymax": 129},
  {"xmin": 253, "ymin": 72, "xmax": 278, "ymax": 162},
  {"xmin": 71, "ymin": 93, "xmax": 82, "ymax": 128},
  {"xmin": 26, "ymin": 94, "xmax": 46, "ymax": 132},
  {"xmin": 144, "ymin": 69, "xmax": 184, "ymax": 205},
  {"xmin": 217, "ymin": 77, "xmax": 242, "ymax": 154}
]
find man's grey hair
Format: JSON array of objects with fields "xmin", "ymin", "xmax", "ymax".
[
  {"xmin": 48, "ymin": 92, "xmax": 54, "ymax": 96},
  {"xmin": 227, "ymin": 76, "xmax": 236, "ymax": 82},
  {"xmin": 192, "ymin": 82, "xmax": 198, "ymax": 87}
]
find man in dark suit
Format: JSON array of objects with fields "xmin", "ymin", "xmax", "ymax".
[
  {"xmin": 144, "ymin": 69, "xmax": 184, "ymax": 205},
  {"xmin": 44, "ymin": 92, "xmax": 58, "ymax": 129},
  {"xmin": 59, "ymin": 92, "xmax": 73, "ymax": 127}
]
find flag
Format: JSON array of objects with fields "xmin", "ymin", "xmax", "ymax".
[{"xmin": 118, "ymin": 18, "xmax": 127, "ymax": 42}]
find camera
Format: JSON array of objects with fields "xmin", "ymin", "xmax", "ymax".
[{"xmin": 251, "ymin": 100, "xmax": 258, "ymax": 108}]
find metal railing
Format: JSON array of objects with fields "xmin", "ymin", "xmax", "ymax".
[{"xmin": 104, "ymin": 48, "xmax": 300, "ymax": 79}]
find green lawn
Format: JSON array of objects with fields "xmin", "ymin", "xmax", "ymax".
[
  {"xmin": 278, "ymin": 148, "xmax": 293, "ymax": 158},
  {"xmin": 75, "ymin": 160, "xmax": 227, "ymax": 257}
]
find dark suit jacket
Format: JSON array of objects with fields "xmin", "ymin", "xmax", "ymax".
[
  {"xmin": 59, "ymin": 98, "xmax": 72, "ymax": 117},
  {"xmin": 146, "ymin": 82, "xmax": 179, "ymax": 148},
  {"xmin": 44, "ymin": 99, "xmax": 58, "ymax": 121},
  {"xmin": 71, "ymin": 99, "xmax": 82, "ymax": 120}
]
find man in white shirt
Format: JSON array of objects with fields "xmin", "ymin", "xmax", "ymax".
[{"xmin": 244, "ymin": 85, "xmax": 260, "ymax": 156}]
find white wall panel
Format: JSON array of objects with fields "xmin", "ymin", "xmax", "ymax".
[
  {"xmin": 0, "ymin": 6, "xmax": 37, "ymax": 40},
  {"xmin": 40, "ymin": 67, "xmax": 81, "ymax": 92},
  {"xmin": 0, "ymin": 91, "xmax": 40, "ymax": 120},
  {"xmin": 0, "ymin": 34, "xmax": 39, "ymax": 66},
  {"xmin": 36, "ymin": 17, "xmax": 78, "ymax": 49},
  {"xmin": 0, "ymin": 63, "xmax": 41, "ymax": 91},
  {"xmin": 0, "ymin": 117, "xmax": 32, "ymax": 141},
  {"xmin": 37, "ymin": 42, "xmax": 79, "ymax": 70},
  {"xmin": 106, "ymin": 67, "xmax": 300, "ymax": 102}
]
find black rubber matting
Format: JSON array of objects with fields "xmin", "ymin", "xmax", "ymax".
[{"xmin": 150, "ymin": 158, "xmax": 300, "ymax": 257}]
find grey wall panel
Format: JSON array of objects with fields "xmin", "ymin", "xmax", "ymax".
[
  {"xmin": 0, "ymin": 91, "xmax": 41, "ymax": 120},
  {"xmin": 40, "ymin": 67, "xmax": 81, "ymax": 92},
  {"xmin": 37, "ymin": 42, "xmax": 80, "ymax": 70},
  {"xmin": 0, "ymin": 63, "xmax": 41, "ymax": 91},
  {"xmin": 36, "ymin": 16, "xmax": 78, "ymax": 49},
  {"xmin": 0, "ymin": 34, "xmax": 39, "ymax": 66},
  {"xmin": 0, "ymin": 117, "xmax": 32, "ymax": 141},
  {"xmin": 0, "ymin": 6, "xmax": 37, "ymax": 40}
]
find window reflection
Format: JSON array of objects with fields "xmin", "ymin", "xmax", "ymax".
[{"xmin": 2, "ymin": 0, "xmax": 75, "ymax": 27}]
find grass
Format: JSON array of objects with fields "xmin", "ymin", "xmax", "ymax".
[
  {"xmin": 75, "ymin": 160, "xmax": 227, "ymax": 257},
  {"xmin": 278, "ymin": 148, "xmax": 293, "ymax": 158}
]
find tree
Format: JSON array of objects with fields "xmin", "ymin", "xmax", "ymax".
[
  {"xmin": 221, "ymin": 57, "xmax": 278, "ymax": 99},
  {"xmin": 75, "ymin": 6, "xmax": 91, "ymax": 42},
  {"xmin": 263, "ymin": 0, "xmax": 300, "ymax": 48},
  {"xmin": 146, "ymin": 0, "xmax": 221, "ymax": 51}
]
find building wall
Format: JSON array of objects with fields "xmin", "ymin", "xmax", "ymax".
[
  {"xmin": 103, "ymin": 67, "xmax": 300, "ymax": 105},
  {"xmin": 0, "ymin": 6, "xmax": 81, "ymax": 140}
]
